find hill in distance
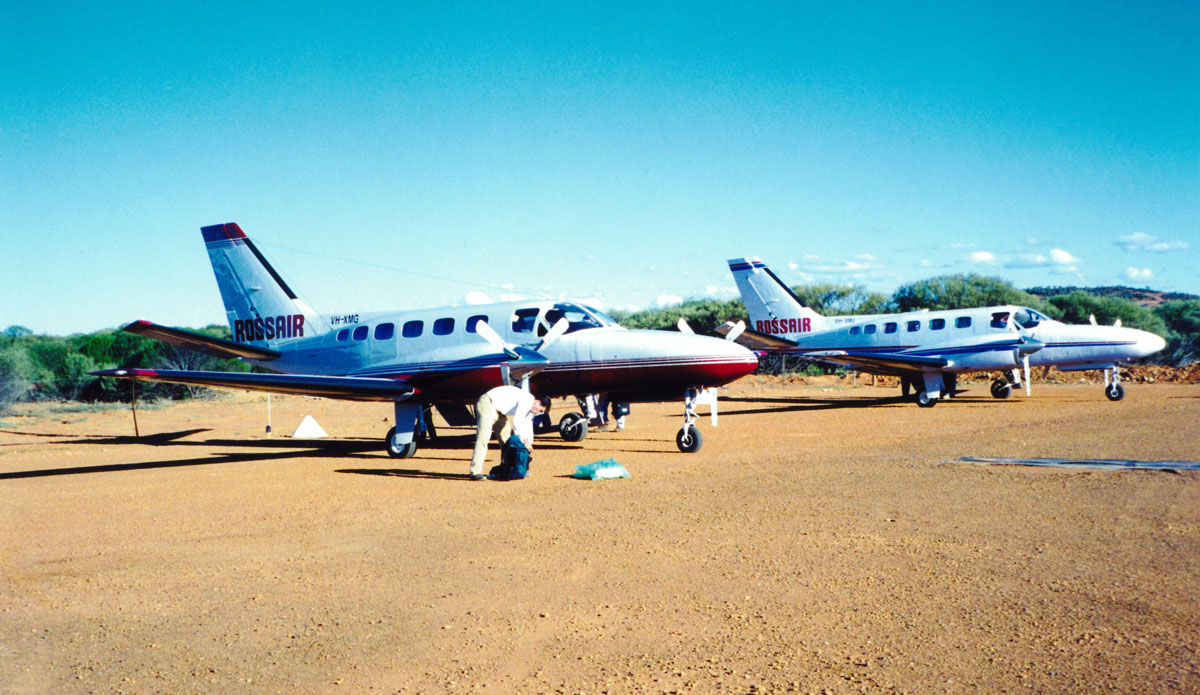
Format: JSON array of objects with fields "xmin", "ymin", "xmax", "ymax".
[{"xmin": 1025, "ymin": 285, "xmax": 1199, "ymax": 308}]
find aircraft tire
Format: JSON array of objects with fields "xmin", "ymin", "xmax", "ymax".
[
  {"xmin": 384, "ymin": 426, "xmax": 418, "ymax": 458},
  {"xmin": 990, "ymin": 379, "xmax": 1012, "ymax": 399},
  {"xmin": 559, "ymin": 412, "xmax": 588, "ymax": 442},
  {"xmin": 1105, "ymin": 383, "xmax": 1125, "ymax": 401},
  {"xmin": 916, "ymin": 391, "xmax": 937, "ymax": 408},
  {"xmin": 676, "ymin": 425, "xmax": 703, "ymax": 453}
]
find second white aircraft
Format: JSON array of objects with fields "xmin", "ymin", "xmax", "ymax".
[{"xmin": 721, "ymin": 257, "xmax": 1166, "ymax": 406}]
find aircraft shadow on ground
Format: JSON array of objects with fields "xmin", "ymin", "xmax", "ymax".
[
  {"xmin": 714, "ymin": 394, "xmax": 1008, "ymax": 416},
  {"xmin": 0, "ymin": 428, "xmax": 597, "ymax": 480},
  {"xmin": 333, "ymin": 468, "xmax": 476, "ymax": 481}
]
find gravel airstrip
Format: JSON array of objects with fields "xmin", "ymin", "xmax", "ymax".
[{"xmin": 2, "ymin": 379, "xmax": 1197, "ymax": 694}]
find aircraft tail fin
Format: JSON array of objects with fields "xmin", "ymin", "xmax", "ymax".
[
  {"xmin": 202, "ymin": 223, "xmax": 329, "ymax": 347},
  {"xmin": 727, "ymin": 257, "xmax": 826, "ymax": 335}
]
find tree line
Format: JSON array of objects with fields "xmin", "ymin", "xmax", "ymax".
[{"xmin": 3, "ymin": 273, "xmax": 1198, "ymax": 411}]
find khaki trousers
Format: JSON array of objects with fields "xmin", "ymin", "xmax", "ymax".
[{"xmin": 469, "ymin": 393, "xmax": 515, "ymax": 476}]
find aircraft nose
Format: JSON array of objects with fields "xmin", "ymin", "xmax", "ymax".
[{"xmin": 1136, "ymin": 331, "xmax": 1167, "ymax": 357}]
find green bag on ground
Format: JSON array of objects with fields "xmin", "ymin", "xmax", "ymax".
[{"xmin": 573, "ymin": 459, "xmax": 630, "ymax": 480}]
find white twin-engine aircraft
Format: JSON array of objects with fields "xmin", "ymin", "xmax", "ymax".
[
  {"xmin": 91, "ymin": 224, "xmax": 758, "ymax": 455},
  {"xmin": 720, "ymin": 257, "xmax": 1166, "ymax": 406}
]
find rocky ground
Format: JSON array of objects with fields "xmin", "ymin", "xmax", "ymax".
[{"xmin": 1, "ymin": 379, "xmax": 1198, "ymax": 694}]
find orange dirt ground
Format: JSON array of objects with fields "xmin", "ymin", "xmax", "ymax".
[{"xmin": 1, "ymin": 378, "xmax": 1198, "ymax": 694}]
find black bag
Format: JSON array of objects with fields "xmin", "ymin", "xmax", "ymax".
[{"xmin": 488, "ymin": 434, "xmax": 531, "ymax": 481}]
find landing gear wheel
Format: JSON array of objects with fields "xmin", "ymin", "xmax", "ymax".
[
  {"xmin": 385, "ymin": 426, "xmax": 418, "ymax": 459},
  {"xmin": 990, "ymin": 378, "xmax": 1013, "ymax": 399},
  {"xmin": 1105, "ymin": 383, "xmax": 1125, "ymax": 401},
  {"xmin": 916, "ymin": 391, "xmax": 937, "ymax": 408},
  {"xmin": 676, "ymin": 425, "xmax": 703, "ymax": 453},
  {"xmin": 559, "ymin": 412, "xmax": 588, "ymax": 442}
]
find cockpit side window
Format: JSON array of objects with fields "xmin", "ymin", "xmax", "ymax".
[
  {"xmin": 548, "ymin": 302, "xmax": 613, "ymax": 334},
  {"xmin": 991, "ymin": 312, "xmax": 1011, "ymax": 329},
  {"xmin": 1013, "ymin": 308, "xmax": 1046, "ymax": 329}
]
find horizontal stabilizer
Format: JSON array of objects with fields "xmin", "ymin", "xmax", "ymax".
[
  {"xmin": 90, "ymin": 368, "xmax": 415, "ymax": 402},
  {"xmin": 714, "ymin": 321, "xmax": 798, "ymax": 350},
  {"xmin": 124, "ymin": 320, "xmax": 281, "ymax": 361}
]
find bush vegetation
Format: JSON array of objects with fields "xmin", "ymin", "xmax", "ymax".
[{"xmin": 2, "ymin": 275, "xmax": 1196, "ymax": 409}]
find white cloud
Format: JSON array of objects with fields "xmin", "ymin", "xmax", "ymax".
[
  {"xmin": 968, "ymin": 251, "xmax": 997, "ymax": 264},
  {"xmin": 1118, "ymin": 232, "xmax": 1189, "ymax": 252},
  {"xmin": 919, "ymin": 259, "xmax": 932, "ymax": 267},
  {"xmin": 464, "ymin": 291, "xmax": 492, "ymax": 305},
  {"xmin": 656, "ymin": 294, "xmax": 683, "ymax": 307},
  {"xmin": 1125, "ymin": 267, "xmax": 1154, "ymax": 281},
  {"xmin": 704, "ymin": 284, "xmax": 738, "ymax": 298},
  {"xmin": 1049, "ymin": 248, "xmax": 1079, "ymax": 265},
  {"xmin": 856, "ymin": 253, "xmax": 877, "ymax": 261},
  {"xmin": 788, "ymin": 262, "xmax": 799, "ymax": 271}
]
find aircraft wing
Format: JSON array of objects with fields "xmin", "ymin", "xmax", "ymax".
[
  {"xmin": 714, "ymin": 322, "xmax": 799, "ymax": 351},
  {"xmin": 124, "ymin": 320, "xmax": 281, "ymax": 361},
  {"xmin": 806, "ymin": 350, "xmax": 950, "ymax": 374},
  {"xmin": 90, "ymin": 368, "xmax": 415, "ymax": 402}
]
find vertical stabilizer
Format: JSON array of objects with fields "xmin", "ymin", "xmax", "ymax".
[
  {"xmin": 201, "ymin": 223, "xmax": 328, "ymax": 346},
  {"xmin": 728, "ymin": 257, "xmax": 826, "ymax": 335}
]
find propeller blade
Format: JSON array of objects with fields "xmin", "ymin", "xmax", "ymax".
[
  {"xmin": 724, "ymin": 320, "xmax": 746, "ymax": 343},
  {"xmin": 1023, "ymin": 355, "xmax": 1031, "ymax": 397},
  {"xmin": 1089, "ymin": 314, "xmax": 1097, "ymax": 325},
  {"xmin": 474, "ymin": 320, "xmax": 519, "ymax": 360},
  {"xmin": 536, "ymin": 318, "xmax": 570, "ymax": 351},
  {"xmin": 1114, "ymin": 318, "xmax": 1122, "ymax": 327},
  {"xmin": 676, "ymin": 318, "xmax": 694, "ymax": 334}
]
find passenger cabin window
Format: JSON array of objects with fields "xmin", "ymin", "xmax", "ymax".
[
  {"xmin": 433, "ymin": 318, "xmax": 454, "ymax": 336},
  {"xmin": 374, "ymin": 323, "xmax": 395, "ymax": 340},
  {"xmin": 336, "ymin": 329, "xmax": 349, "ymax": 341},
  {"xmin": 849, "ymin": 326, "xmax": 861, "ymax": 335},
  {"xmin": 352, "ymin": 326, "xmax": 369, "ymax": 341},
  {"xmin": 884, "ymin": 322, "xmax": 898, "ymax": 334},
  {"xmin": 466, "ymin": 315, "xmax": 487, "ymax": 333},
  {"xmin": 864, "ymin": 325, "xmax": 877, "ymax": 335},
  {"xmin": 930, "ymin": 318, "xmax": 945, "ymax": 330},
  {"xmin": 906, "ymin": 320, "xmax": 920, "ymax": 332},
  {"xmin": 955, "ymin": 317, "xmax": 972, "ymax": 329},
  {"xmin": 402, "ymin": 320, "xmax": 423, "ymax": 338},
  {"xmin": 512, "ymin": 308, "xmax": 540, "ymax": 333},
  {"xmin": 991, "ymin": 312, "xmax": 1011, "ymax": 329}
]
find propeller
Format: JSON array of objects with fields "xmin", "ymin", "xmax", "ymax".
[
  {"xmin": 677, "ymin": 318, "xmax": 694, "ymax": 334},
  {"xmin": 535, "ymin": 318, "xmax": 570, "ymax": 351},
  {"xmin": 1015, "ymin": 335, "xmax": 1044, "ymax": 397},
  {"xmin": 473, "ymin": 319, "xmax": 551, "ymax": 381},
  {"xmin": 723, "ymin": 320, "xmax": 746, "ymax": 343},
  {"xmin": 474, "ymin": 319, "xmax": 520, "ymax": 359}
]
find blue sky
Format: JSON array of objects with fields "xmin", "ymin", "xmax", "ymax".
[{"xmin": 2, "ymin": 1, "xmax": 1197, "ymax": 335}]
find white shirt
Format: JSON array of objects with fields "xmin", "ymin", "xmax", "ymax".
[{"xmin": 487, "ymin": 385, "xmax": 535, "ymax": 444}]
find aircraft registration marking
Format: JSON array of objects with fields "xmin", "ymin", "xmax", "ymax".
[{"xmin": 329, "ymin": 314, "xmax": 360, "ymax": 326}]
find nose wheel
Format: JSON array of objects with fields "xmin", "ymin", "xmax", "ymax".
[
  {"xmin": 676, "ymin": 387, "xmax": 709, "ymax": 453},
  {"xmin": 676, "ymin": 425, "xmax": 703, "ymax": 453},
  {"xmin": 1102, "ymin": 368, "xmax": 1126, "ymax": 401}
]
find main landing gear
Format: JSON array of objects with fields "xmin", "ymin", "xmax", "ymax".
[
  {"xmin": 990, "ymin": 376, "xmax": 1013, "ymax": 399},
  {"xmin": 385, "ymin": 402, "xmax": 429, "ymax": 459}
]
